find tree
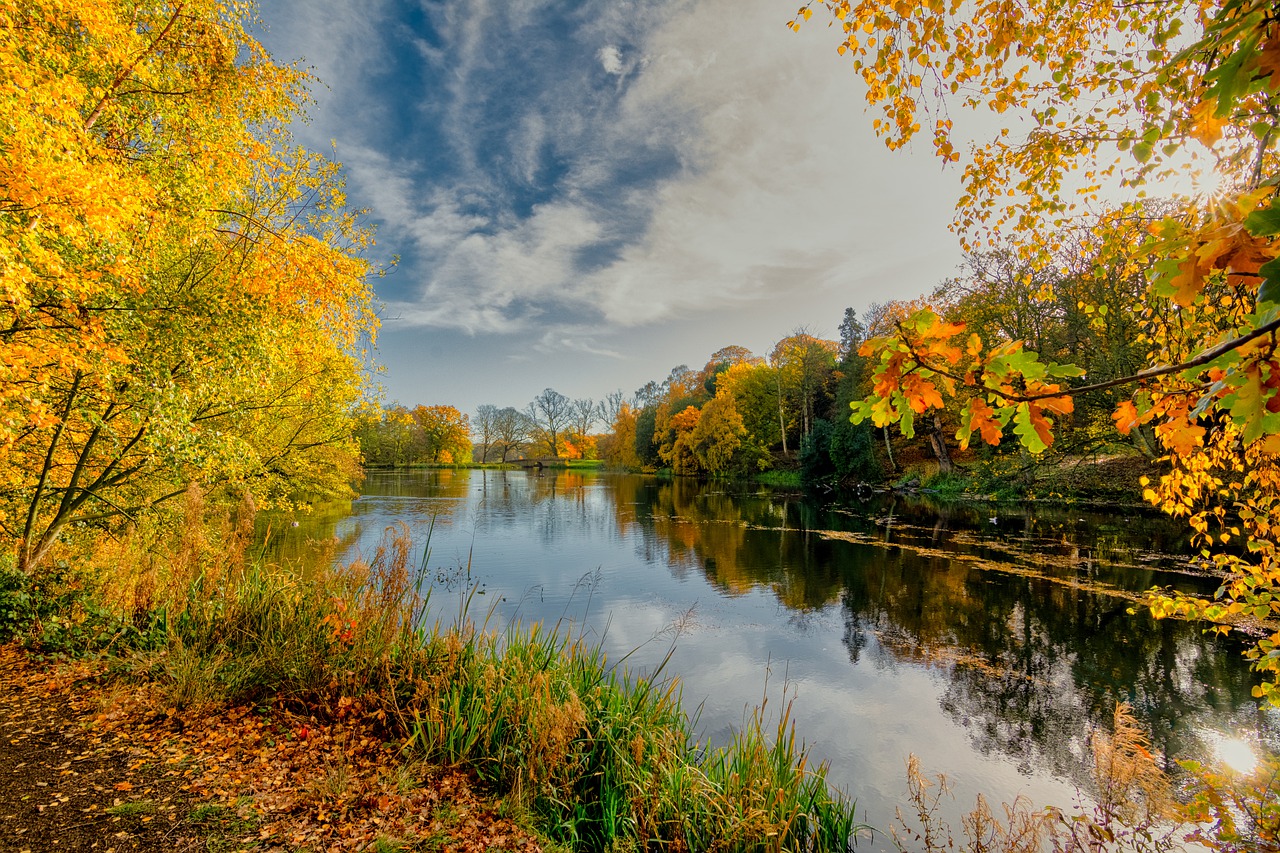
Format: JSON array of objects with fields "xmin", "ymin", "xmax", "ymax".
[
  {"xmin": 411, "ymin": 406, "xmax": 471, "ymax": 464},
  {"xmin": 691, "ymin": 393, "xmax": 747, "ymax": 475},
  {"xmin": 526, "ymin": 389, "xmax": 572, "ymax": 458},
  {"xmin": 2, "ymin": 0, "xmax": 377, "ymax": 572},
  {"xmin": 634, "ymin": 406, "xmax": 660, "ymax": 466},
  {"xmin": 473, "ymin": 405, "xmax": 498, "ymax": 463},
  {"xmin": 794, "ymin": 0, "xmax": 1280, "ymax": 696},
  {"xmin": 354, "ymin": 405, "xmax": 416, "ymax": 466},
  {"xmin": 837, "ymin": 309, "xmax": 866, "ymax": 362},
  {"xmin": 770, "ymin": 332, "xmax": 840, "ymax": 449},
  {"xmin": 715, "ymin": 362, "xmax": 783, "ymax": 462},
  {"xmin": 698, "ymin": 345, "xmax": 763, "ymax": 394},
  {"xmin": 601, "ymin": 403, "xmax": 642, "ymax": 470},
  {"xmin": 571, "ymin": 398, "xmax": 598, "ymax": 439},
  {"xmin": 658, "ymin": 406, "xmax": 703, "ymax": 475},
  {"xmin": 492, "ymin": 407, "xmax": 531, "ymax": 462},
  {"xmin": 597, "ymin": 390, "xmax": 628, "ymax": 427}
]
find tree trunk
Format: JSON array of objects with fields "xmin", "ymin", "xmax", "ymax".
[
  {"xmin": 1131, "ymin": 424, "xmax": 1157, "ymax": 459},
  {"xmin": 928, "ymin": 414, "xmax": 955, "ymax": 474},
  {"xmin": 777, "ymin": 378, "xmax": 788, "ymax": 455}
]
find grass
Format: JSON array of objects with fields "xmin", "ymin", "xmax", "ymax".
[
  {"xmin": 106, "ymin": 800, "xmax": 157, "ymax": 817},
  {"xmin": 186, "ymin": 799, "xmax": 263, "ymax": 852},
  {"xmin": 756, "ymin": 469, "xmax": 802, "ymax": 488},
  {"xmin": 29, "ymin": 494, "xmax": 864, "ymax": 852}
]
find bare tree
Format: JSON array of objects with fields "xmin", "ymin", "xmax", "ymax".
[
  {"xmin": 473, "ymin": 404, "xmax": 497, "ymax": 462},
  {"xmin": 597, "ymin": 389, "xmax": 627, "ymax": 427},
  {"xmin": 492, "ymin": 407, "xmax": 531, "ymax": 462},
  {"xmin": 571, "ymin": 397, "xmax": 597, "ymax": 437},
  {"xmin": 526, "ymin": 388, "xmax": 572, "ymax": 457}
]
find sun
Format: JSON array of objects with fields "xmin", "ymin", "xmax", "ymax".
[
  {"xmin": 1189, "ymin": 164, "xmax": 1228, "ymax": 203},
  {"xmin": 1215, "ymin": 735, "xmax": 1259, "ymax": 776}
]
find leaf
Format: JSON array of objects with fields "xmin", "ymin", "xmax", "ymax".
[
  {"xmin": 1259, "ymin": 257, "xmax": 1280, "ymax": 306},
  {"xmin": 1111, "ymin": 402, "xmax": 1141, "ymax": 435},
  {"xmin": 1046, "ymin": 362, "xmax": 1086, "ymax": 378},
  {"xmin": 1244, "ymin": 203, "xmax": 1280, "ymax": 237},
  {"xmin": 1012, "ymin": 402, "xmax": 1052, "ymax": 454}
]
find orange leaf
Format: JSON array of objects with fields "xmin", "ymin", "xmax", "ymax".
[{"xmin": 1112, "ymin": 400, "xmax": 1140, "ymax": 434}]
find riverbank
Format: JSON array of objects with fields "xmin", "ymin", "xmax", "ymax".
[
  {"xmin": 0, "ymin": 645, "xmax": 537, "ymax": 852},
  {"xmin": 0, "ymin": 517, "xmax": 861, "ymax": 852},
  {"xmin": 846, "ymin": 451, "xmax": 1164, "ymax": 508}
]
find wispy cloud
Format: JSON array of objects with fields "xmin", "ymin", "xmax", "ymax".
[{"xmin": 255, "ymin": 0, "xmax": 962, "ymax": 405}]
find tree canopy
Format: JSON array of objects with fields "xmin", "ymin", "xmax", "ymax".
[
  {"xmin": 792, "ymin": 0, "xmax": 1280, "ymax": 697},
  {"xmin": 2, "ymin": 0, "xmax": 378, "ymax": 571}
]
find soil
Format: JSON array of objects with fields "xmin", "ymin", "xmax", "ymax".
[
  {"xmin": 0, "ymin": 645, "xmax": 543, "ymax": 852},
  {"xmin": 0, "ymin": 649, "xmax": 202, "ymax": 852}
]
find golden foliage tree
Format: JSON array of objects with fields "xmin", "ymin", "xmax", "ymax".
[
  {"xmin": 411, "ymin": 406, "xmax": 472, "ymax": 465},
  {"xmin": 793, "ymin": 0, "xmax": 1280, "ymax": 695},
  {"xmin": 2, "ymin": 0, "xmax": 378, "ymax": 571}
]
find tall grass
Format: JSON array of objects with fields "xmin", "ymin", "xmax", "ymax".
[{"xmin": 77, "ymin": 502, "xmax": 863, "ymax": 851}]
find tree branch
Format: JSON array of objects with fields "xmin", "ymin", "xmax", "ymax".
[{"xmin": 898, "ymin": 316, "xmax": 1280, "ymax": 405}]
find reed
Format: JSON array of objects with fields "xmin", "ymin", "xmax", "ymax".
[
  {"xmin": 78, "ymin": 515, "xmax": 864, "ymax": 851},
  {"xmin": 19, "ymin": 496, "xmax": 1223, "ymax": 853}
]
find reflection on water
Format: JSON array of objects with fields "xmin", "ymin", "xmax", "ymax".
[{"xmin": 266, "ymin": 469, "xmax": 1277, "ymax": 844}]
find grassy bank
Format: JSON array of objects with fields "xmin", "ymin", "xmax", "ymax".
[
  {"xmin": 871, "ymin": 451, "xmax": 1162, "ymax": 507},
  {"xmin": 0, "ymin": 505, "xmax": 861, "ymax": 852}
]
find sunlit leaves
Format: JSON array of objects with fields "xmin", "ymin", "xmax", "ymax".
[{"xmin": 1, "ymin": 0, "xmax": 378, "ymax": 570}]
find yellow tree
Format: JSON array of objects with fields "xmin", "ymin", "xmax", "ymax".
[
  {"xmin": 658, "ymin": 406, "xmax": 703, "ymax": 475},
  {"xmin": 2, "ymin": 0, "xmax": 378, "ymax": 572},
  {"xmin": 692, "ymin": 393, "xmax": 748, "ymax": 475},
  {"xmin": 411, "ymin": 406, "xmax": 472, "ymax": 464},
  {"xmin": 715, "ymin": 362, "xmax": 784, "ymax": 461},
  {"xmin": 770, "ymin": 332, "xmax": 840, "ymax": 449},
  {"xmin": 601, "ymin": 403, "xmax": 642, "ymax": 470},
  {"xmin": 792, "ymin": 0, "xmax": 1280, "ymax": 695}
]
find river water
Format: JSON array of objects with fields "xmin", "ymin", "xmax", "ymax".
[{"xmin": 268, "ymin": 468, "xmax": 1277, "ymax": 844}]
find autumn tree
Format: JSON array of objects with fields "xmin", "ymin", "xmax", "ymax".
[
  {"xmin": 793, "ymin": 0, "xmax": 1280, "ymax": 694},
  {"xmin": 411, "ymin": 406, "xmax": 471, "ymax": 464},
  {"xmin": 601, "ymin": 404, "xmax": 642, "ymax": 470},
  {"xmin": 715, "ymin": 362, "xmax": 784, "ymax": 466},
  {"xmin": 691, "ymin": 393, "xmax": 748, "ymax": 475},
  {"xmin": 698, "ymin": 345, "xmax": 764, "ymax": 394},
  {"xmin": 771, "ymin": 332, "xmax": 840, "ymax": 451},
  {"xmin": 658, "ymin": 406, "xmax": 703, "ymax": 475},
  {"xmin": 2, "ymin": 0, "xmax": 377, "ymax": 572}
]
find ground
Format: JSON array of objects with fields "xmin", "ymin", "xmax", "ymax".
[{"xmin": 0, "ymin": 646, "xmax": 543, "ymax": 852}]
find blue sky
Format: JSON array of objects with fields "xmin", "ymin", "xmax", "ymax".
[{"xmin": 252, "ymin": 0, "xmax": 967, "ymax": 416}]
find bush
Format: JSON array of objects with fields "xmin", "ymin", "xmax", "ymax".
[{"xmin": 0, "ymin": 561, "xmax": 147, "ymax": 655}]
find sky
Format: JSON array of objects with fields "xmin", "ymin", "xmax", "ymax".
[{"xmin": 252, "ymin": 0, "xmax": 970, "ymax": 417}]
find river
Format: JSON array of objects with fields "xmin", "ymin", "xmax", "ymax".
[{"xmin": 267, "ymin": 467, "xmax": 1277, "ymax": 845}]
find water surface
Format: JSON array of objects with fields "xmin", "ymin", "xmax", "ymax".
[{"xmin": 270, "ymin": 469, "xmax": 1276, "ymax": 845}]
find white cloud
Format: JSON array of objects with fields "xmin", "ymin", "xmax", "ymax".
[
  {"xmin": 258, "ymin": 0, "xmax": 966, "ymax": 389},
  {"xmin": 391, "ymin": 1, "xmax": 954, "ymax": 338},
  {"xmin": 598, "ymin": 44, "xmax": 624, "ymax": 75}
]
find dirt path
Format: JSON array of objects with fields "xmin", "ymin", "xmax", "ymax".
[
  {"xmin": 0, "ymin": 646, "xmax": 542, "ymax": 852},
  {"xmin": 0, "ymin": 649, "xmax": 202, "ymax": 852}
]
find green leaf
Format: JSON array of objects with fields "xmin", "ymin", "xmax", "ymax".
[
  {"xmin": 1012, "ymin": 403, "xmax": 1049, "ymax": 454},
  {"xmin": 1258, "ymin": 258, "xmax": 1280, "ymax": 306},
  {"xmin": 1047, "ymin": 362, "xmax": 1086, "ymax": 378},
  {"xmin": 1244, "ymin": 204, "xmax": 1280, "ymax": 237},
  {"xmin": 1132, "ymin": 142, "xmax": 1153, "ymax": 164},
  {"xmin": 899, "ymin": 406, "xmax": 915, "ymax": 439}
]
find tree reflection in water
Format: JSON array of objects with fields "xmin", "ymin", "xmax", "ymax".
[{"xmin": 278, "ymin": 468, "xmax": 1274, "ymax": 820}]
